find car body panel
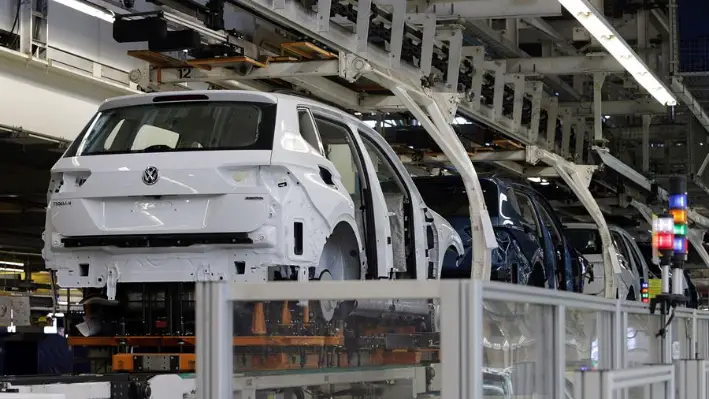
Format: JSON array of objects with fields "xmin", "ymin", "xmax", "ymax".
[
  {"xmin": 414, "ymin": 175, "xmax": 584, "ymax": 292},
  {"xmin": 43, "ymin": 91, "xmax": 462, "ymax": 299},
  {"xmin": 564, "ymin": 223, "xmax": 638, "ymax": 300}
]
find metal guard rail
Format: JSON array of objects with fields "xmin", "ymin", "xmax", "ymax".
[{"xmin": 195, "ymin": 280, "xmax": 709, "ymax": 399}]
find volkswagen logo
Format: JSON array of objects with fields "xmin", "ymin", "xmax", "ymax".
[{"xmin": 142, "ymin": 166, "xmax": 159, "ymax": 185}]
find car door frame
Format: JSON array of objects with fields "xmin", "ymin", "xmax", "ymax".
[
  {"xmin": 510, "ymin": 188, "xmax": 556, "ymax": 288},
  {"xmin": 529, "ymin": 191, "xmax": 576, "ymax": 292},
  {"xmin": 356, "ymin": 126, "xmax": 429, "ymax": 281},
  {"xmin": 308, "ymin": 105, "xmax": 395, "ymax": 279},
  {"xmin": 615, "ymin": 228, "xmax": 650, "ymax": 284},
  {"xmin": 610, "ymin": 229, "xmax": 641, "ymax": 299}
]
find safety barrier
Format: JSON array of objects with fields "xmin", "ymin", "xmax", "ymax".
[{"xmin": 194, "ymin": 280, "xmax": 709, "ymax": 398}]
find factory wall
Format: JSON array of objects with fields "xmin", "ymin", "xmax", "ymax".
[
  {"xmin": 0, "ymin": 0, "xmax": 263, "ymax": 140},
  {"xmin": 0, "ymin": 52, "xmax": 134, "ymax": 141}
]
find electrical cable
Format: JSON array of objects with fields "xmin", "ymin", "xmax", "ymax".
[
  {"xmin": 5, "ymin": 0, "xmax": 22, "ymax": 47},
  {"xmin": 655, "ymin": 306, "xmax": 675, "ymax": 339}
]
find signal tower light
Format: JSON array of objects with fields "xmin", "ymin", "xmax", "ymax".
[
  {"xmin": 669, "ymin": 180, "xmax": 688, "ymax": 262},
  {"xmin": 652, "ymin": 215, "xmax": 675, "ymax": 253},
  {"xmin": 641, "ymin": 281, "xmax": 649, "ymax": 303},
  {"xmin": 650, "ymin": 176, "xmax": 690, "ymax": 315}
]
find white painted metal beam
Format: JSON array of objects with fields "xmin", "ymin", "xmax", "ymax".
[
  {"xmin": 504, "ymin": 54, "xmax": 623, "ymax": 75},
  {"xmin": 671, "ymin": 77, "xmax": 709, "ymax": 134},
  {"xmin": 561, "ymin": 100, "xmax": 667, "ymax": 116},
  {"xmin": 426, "ymin": 0, "xmax": 562, "ymax": 19},
  {"xmin": 155, "ymin": 60, "xmax": 340, "ymax": 83},
  {"xmin": 528, "ymin": 146, "xmax": 619, "ymax": 297}
]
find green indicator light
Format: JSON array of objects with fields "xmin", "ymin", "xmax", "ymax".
[{"xmin": 674, "ymin": 224, "xmax": 688, "ymax": 235}]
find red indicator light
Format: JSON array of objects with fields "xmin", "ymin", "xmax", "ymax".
[{"xmin": 656, "ymin": 232, "xmax": 675, "ymax": 251}]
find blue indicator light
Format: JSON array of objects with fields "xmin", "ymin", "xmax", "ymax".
[{"xmin": 669, "ymin": 194, "xmax": 688, "ymax": 210}]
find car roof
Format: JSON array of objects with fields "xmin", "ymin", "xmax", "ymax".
[{"xmin": 98, "ymin": 91, "xmax": 361, "ymax": 125}]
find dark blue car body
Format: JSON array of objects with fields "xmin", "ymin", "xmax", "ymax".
[{"xmin": 415, "ymin": 175, "xmax": 586, "ymax": 292}]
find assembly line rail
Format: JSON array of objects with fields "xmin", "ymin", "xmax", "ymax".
[{"xmin": 196, "ymin": 279, "xmax": 709, "ymax": 399}]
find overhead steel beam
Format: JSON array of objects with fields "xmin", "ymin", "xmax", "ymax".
[
  {"xmin": 463, "ymin": 20, "xmax": 582, "ymax": 101},
  {"xmin": 608, "ymin": 123, "xmax": 688, "ymax": 138},
  {"xmin": 671, "ymin": 77, "xmax": 709, "ymax": 134},
  {"xmin": 425, "ymin": 0, "xmax": 562, "ymax": 19},
  {"xmin": 155, "ymin": 60, "xmax": 340, "ymax": 83},
  {"xmin": 561, "ymin": 100, "xmax": 667, "ymax": 116},
  {"xmin": 521, "ymin": 17, "xmax": 580, "ymax": 55},
  {"xmin": 398, "ymin": 150, "xmax": 527, "ymax": 164},
  {"xmin": 504, "ymin": 54, "xmax": 623, "ymax": 75}
]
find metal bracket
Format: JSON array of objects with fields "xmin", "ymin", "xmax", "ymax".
[
  {"xmin": 529, "ymin": 146, "xmax": 619, "ymax": 297},
  {"xmin": 339, "ymin": 53, "xmax": 372, "ymax": 83},
  {"xmin": 391, "ymin": 86, "xmax": 496, "ymax": 279}
]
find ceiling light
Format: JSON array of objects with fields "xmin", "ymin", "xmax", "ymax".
[
  {"xmin": 0, "ymin": 261, "xmax": 23, "ymax": 268},
  {"xmin": 527, "ymin": 177, "xmax": 542, "ymax": 183},
  {"xmin": 557, "ymin": 0, "xmax": 676, "ymax": 106},
  {"xmin": 52, "ymin": 0, "xmax": 115, "ymax": 23}
]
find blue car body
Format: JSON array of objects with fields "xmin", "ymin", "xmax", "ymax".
[{"xmin": 414, "ymin": 175, "xmax": 586, "ymax": 292}]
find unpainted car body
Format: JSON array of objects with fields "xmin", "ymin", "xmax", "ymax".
[
  {"xmin": 565, "ymin": 223, "xmax": 642, "ymax": 300},
  {"xmin": 42, "ymin": 91, "xmax": 463, "ymax": 318},
  {"xmin": 414, "ymin": 175, "xmax": 588, "ymax": 293}
]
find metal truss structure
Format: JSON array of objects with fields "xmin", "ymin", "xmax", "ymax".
[{"xmin": 121, "ymin": 0, "xmax": 698, "ymax": 292}]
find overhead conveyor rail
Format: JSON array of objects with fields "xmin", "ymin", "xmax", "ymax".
[{"xmin": 117, "ymin": 0, "xmax": 646, "ymax": 289}]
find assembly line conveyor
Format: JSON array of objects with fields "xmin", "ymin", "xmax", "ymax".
[
  {"xmin": 4, "ymin": 0, "xmax": 709, "ymax": 397},
  {"xmin": 1, "ymin": 278, "xmax": 709, "ymax": 398}
]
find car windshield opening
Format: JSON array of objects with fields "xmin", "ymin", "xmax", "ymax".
[
  {"xmin": 565, "ymin": 228, "xmax": 603, "ymax": 255},
  {"xmin": 67, "ymin": 101, "xmax": 277, "ymax": 156},
  {"xmin": 415, "ymin": 177, "xmax": 500, "ymax": 218}
]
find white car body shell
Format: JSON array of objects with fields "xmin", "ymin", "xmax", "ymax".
[
  {"xmin": 42, "ymin": 91, "xmax": 463, "ymax": 302},
  {"xmin": 565, "ymin": 223, "xmax": 641, "ymax": 300}
]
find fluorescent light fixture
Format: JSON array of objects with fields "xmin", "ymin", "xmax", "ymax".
[
  {"xmin": 52, "ymin": 0, "xmax": 115, "ymax": 23},
  {"xmin": 0, "ymin": 261, "xmax": 23, "ymax": 267},
  {"xmin": 558, "ymin": 0, "xmax": 677, "ymax": 106}
]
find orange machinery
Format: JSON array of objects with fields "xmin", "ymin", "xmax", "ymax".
[{"xmin": 69, "ymin": 301, "xmax": 440, "ymax": 373}]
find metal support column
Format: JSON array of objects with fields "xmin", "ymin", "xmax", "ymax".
[
  {"xmin": 355, "ymin": 0, "xmax": 371, "ymax": 54},
  {"xmin": 561, "ymin": 108, "xmax": 573, "ymax": 157},
  {"xmin": 527, "ymin": 82, "xmax": 544, "ymax": 144},
  {"xmin": 391, "ymin": 87, "xmax": 496, "ymax": 278},
  {"xmin": 593, "ymin": 73, "xmax": 607, "ymax": 144},
  {"xmin": 637, "ymin": 9, "xmax": 648, "ymax": 64},
  {"xmin": 196, "ymin": 282, "xmax": 233, "ymax": 399},
  {"xmin": 511, "ymin": 74, "xmax": 526, "ymax": 129},
  {"xmin": 503, "ymin": 18, "xmax": 519, "ymax": 47},
  {"xmin": 388, "ymin": 0, "xmax": 405, "ymax": 69},
  {"xmin": 18, "ymin": 0, "xmax": 33, "ymax": 55},
  {"xmin": 464, "ymin": 46, "xmax": 485, "ymax": 110},
  {"xmin": 407, "ymin": 14, "xmax": 436, "ymax": 77},
  {"xmin": 491, "ymin": 61, "xmax": 507, "ymax": 121},
  {"xmin": 642, "ymin": 115, "xmax": 652, "ymax": 174},
  {"xmin": 530, "ymin": 147, "xmax": 619, "ymax": 297},
  {"xmin": 574, "ymin": 117, "xmax": 586, "ymax": 164},
  {"xmin": 436, "ymin": 26, "xmax": 463, "ymax": 92},
  {"xmin": 543, "ymin": 97, "xmax": 559, "ymax": 150},
  {"xmin": 316, "ymin": 0, "xmax": 331, "ymax": 32}
]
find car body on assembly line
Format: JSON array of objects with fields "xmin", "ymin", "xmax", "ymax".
[
  {"xmin": 42, "ymin": 90, "xmax": 463, "ymax": 326},
  {"xmin": 414, "ymin": 175, "xmax": 589, "ymax": 293},
  {"xmin": 564, "ymin": 223, "xmax": 644, "ymax": 300}
]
